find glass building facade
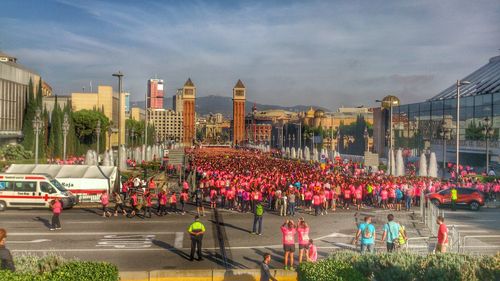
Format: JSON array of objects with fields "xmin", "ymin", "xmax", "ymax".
[{"xmin": 392, "ymin": 56, "xmax": 500, "ymax": 168}]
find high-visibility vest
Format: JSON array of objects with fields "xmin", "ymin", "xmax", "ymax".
[
  {"xmin": 188, "ymin": 221, "xmax": 206, "ymax": 234},
  {"xmin": 451, "ymin": 189, "xmax": 458, "ymax": 200}
]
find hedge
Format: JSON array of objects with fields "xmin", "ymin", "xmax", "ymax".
[
  {"xmin": 297, "ymin": 251, "xmax": 500, "ymax": 281},
  {"xmin": 0, "ymin": 261, "xmax": 118, "ymax": 281}
]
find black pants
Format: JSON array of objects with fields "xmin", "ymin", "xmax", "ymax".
[
  {"xmin": 114, "ymin": 203, "xmax": 125, "ymax": 213},
  {"xmin": 190, "ymin": 235, "xmax": 203, "ymax": 259},
  {"xmin": 143, "ymin": 206, "xmax": 152, "ymax": 218},
  {"xmin": 451, "ymin": 199, "xmax": 457, "ymax": 211},
  {"xmin": 52, "ymin": 214, "xmax": 61, "ymax": 229}
]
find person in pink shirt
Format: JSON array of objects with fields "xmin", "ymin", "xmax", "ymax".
[
  {"xmin": 296, "ymin": 218, "xmax": 310, "ymax": 263},
  {"xmin": 354, "ymin": 188, "xmax": 362, "ymax": 211},
  {"xmin": 50, "ymin": 198, "xmax": 62, "ymax": 230},
  {"xmin": 280, "ymin": 220, "xmax": 296, "ymax": 270},
  {"xmin": 380, "ymin": 188, "xmax": 388, "ymax": 209},
  {"xmin": 100, "ymin": 191, "xmax": 111, "ymax": 217},
  {"xmin": 307, "ymin": 239, "xmax": 317, "ymax": 262}
]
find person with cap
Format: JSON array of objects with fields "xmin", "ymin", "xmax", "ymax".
[
  {"xmin": 187, "ymin": 215, "xmax": 206, "ymax": 261},
  {"xmin": 0, "ymin": 228, "xmax": 15, "ymax": 272}
]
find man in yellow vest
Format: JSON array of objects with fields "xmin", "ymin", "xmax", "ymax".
[
  {"xmin": 188, "ymin": 215, "xmax": 206, "ymax": 261},
  {"xmin": 451, "ymin": 187, "xmax": 458, "ymax": 211}
]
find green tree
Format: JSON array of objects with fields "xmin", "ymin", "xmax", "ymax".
[
  {"xmin": 72, "ymin": 109, "xmax": 110, "ymax": 155},
  {"xmin": 21, "ymin": 79, "xmax": 36, "ymax": 151},
  {"xmin": 48, "ymin": 96, "xmax": 64, "ymax": 158}
]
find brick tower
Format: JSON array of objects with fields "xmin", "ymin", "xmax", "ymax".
[
  {"xmin": 232, "ymin": 79, "xmax": 246, "ymax": 145},
  {"xmin": 182, "ymin": 78, "xmax": 196, "ymax": 146}
]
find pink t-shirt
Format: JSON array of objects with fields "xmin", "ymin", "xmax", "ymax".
[
  {"xmin": 381, "ymin": 190, "xmax": 388, "ymax": 200},
  {"xmin": 100, "ymin": 194, "xmax": 109, "ymax": 206},
  {"xmin": 297, "ymin": 226, "xmax": 310, "ymax": 245},
  {"xmin": 52, "ymin": 201, "xmax": 62, "ymax": 214},
  {"xmin": 281, "ymin": 226, "xmax": 296, "ymax": 245}
]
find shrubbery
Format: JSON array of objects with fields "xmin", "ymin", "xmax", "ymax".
[
  {"xmin": 0, "ymin": 254, "xmax": 118, "ymax": 281},
  {"xmin": 297, "ymin": 251, "xmax": 500, "ymax": 281}
]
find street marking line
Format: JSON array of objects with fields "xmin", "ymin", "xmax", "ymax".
[
  {"xmin": 9, "ymin": 239, "xmax": 51, "ymax": 244},
  {"xmin": 97, "ymin": 234, "xmax": 155, "ymax": 249},
  {"xmin": 174, "ymin": 232, "xmax": 184, "ymax": 248},
  {"xmin": 9, "ymin": 232, "xmax": 178, "ymax": 236}
]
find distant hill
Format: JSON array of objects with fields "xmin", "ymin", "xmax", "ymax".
[{"xmin": 130, "ymin": 95, "xmax": 329, "ymax": 117}]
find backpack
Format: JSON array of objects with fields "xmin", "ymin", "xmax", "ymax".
[
  {"xmin": 256, "ymin": 204, "xmax": 264, "ymax": 216},
  {"xmin": 363, "ymin": 224, "xmax": 373, "ymax": 239}
]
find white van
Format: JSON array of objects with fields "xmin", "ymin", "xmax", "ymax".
[{"xmin": 0, "ymin": 173, "xmax": 78, "ymax": 211}]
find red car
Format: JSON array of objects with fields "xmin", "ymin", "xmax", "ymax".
[{"xmin": 427, "ymin": 187, "xmax": 485, "ymax": 211}]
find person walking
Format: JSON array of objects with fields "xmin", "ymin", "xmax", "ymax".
[
  {"xmin": 195, "ymin": 188, "xmax": 205, "ymax": 216},
  {"xmin": 252, "ymin": 202, "xmax": 264, "ymax": 235},
  {"xmin": 143, "ymin": 191, "xmax": 153, "ymax": 218},
  {"xmin": 188, "ymin": 215, "xmax": 206, "ymax": 261},
  {"xmin": 354, "ymin": 216, "xmax": 376, "ymax": 254},
  {"xmin": 100, "ymin": 191, "xmax": 112, "ymax": 217},
  {"xmin": 381, "ymin": 214, "xmax": 400, "ymax": 252},
  {"xmin": 260, "ymin": 253, "xmax": 277, "ymax": 281},
  {"xmin": 113, "ymin": 191, "xmax": 127, "ymax": 216},
  {"xmin": 0, "ymin": 228, "xmax": 15, "ymax": 272},
  {"xmin": 451, "ymin": 186, "xmax": 458, "ymax": 211},
  {"xmin": 49, "ymin": 198, "xmax": 62, "ymax": 231},
  {"xmin": 436, "ymin": 216, "xmax": 448, "ymax": 253},
  {"xmin": 280, "ymin": 220, "xmax": 296, "ymax": 270},
  {"xmin": 180, "ymin": 189, "xmax": 189, "ymax": 215}
]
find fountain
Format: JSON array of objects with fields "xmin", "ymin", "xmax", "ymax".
[
  {"xmin": 134, "ymin": 147, "xmax": 142, "ymax": 163},
  {"xmin": 389, "ymin": 149, "xmax": 396, "ymax": 176},
  {"xmin": 146, "ymin": 146, "xmax": 152, "ymax": 162},
  {"xmin": 291, "ymin": 147, "xmax": 296, "ymax": 159},
  {"xmin": 419, "ymin": 153, "xmax": 428, "ymax": 177},
  {"xmin": 313, "ymin": 148, "xmax": 319, "ymax": 162},
  {"xmin": 428, "ymin": 152, "xmax": 438, "ymax": 178},
  {"xmin": 297, "ymin": 148, "xmax": 303, "ymax": 160},
  {"xmin": 85, "ymin": 150, "xmax": 95, "ymax": 165},
  {"xmin": 108, "ymin": 149, "xmax": 114, "ymax": 166},
  {"xmin": 103, "ymin": 150, "xmax": 111, "ymax": 166},
  {"xmin": 120, "ymin": 145, "xmax": 127, "ymax": 169},
  {"xmin": 285, "ymin": 147, "xmax": 290, "ymax": 158},
  {"xmin": 304, "ymin": 147, "xmax": 311, "ymax": 161},
  {"xmin": 396, "ymin": 149, "xmax": 405, "ymax": 177}
]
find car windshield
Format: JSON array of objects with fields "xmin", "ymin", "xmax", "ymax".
[{"xmin": 50, "ymin": 179, "xmax": 67, "ymax": 192}]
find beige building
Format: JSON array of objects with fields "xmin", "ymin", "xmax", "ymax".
[
  {"xmin": 71, "ymin": 85, "xmax": 126, "ymax": 148},
  {"xmin": 148, "ymin": 108, "xmax": 183, "ymax": 142},
  {"xmin": 173, "ymin": 89, "xmax": 183, "ymax": 112},
  {"xmin": 42, "ymin": 95, "xmax": 71, "ymax": 116},
  {"xmin": 299, "ymin": 107, "xmax": 373, "ymax": 130},
  {"xmin": 0, "ymin": 51, "xmax": 51, "ymax": 145},
  {"xmin": 130, "ymin": 107, "xmax": 145, "ymax": 121}
]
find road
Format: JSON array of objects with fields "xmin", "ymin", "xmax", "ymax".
[{"xmin": 2, "ymin": 204, "xmax": 429, "ymax": 271}]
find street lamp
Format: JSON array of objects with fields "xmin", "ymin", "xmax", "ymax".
[
  {"xmin": 32, "ymin": 108, "xmax": 42, "ymax": 165},
  {"xmin": 112, "ymin": 71, "xmax": 124, "ymax": 170},
  {"xmin": 62, "ymin": 113, "xmax": 70, "ymax": 162},
  {"xmin": 363, "ymin": 126, "xmax": 369, "ymax": 152},
  {"xmin": 95, "ymin": 119, "xmax": 101, "ymax": 163},
  {"xmin": 288, "ymin": 134, "xmax": 291, "ymax": 147},
  {"xmin": 439, "ymin": 120, "xmax": 452, "ymax": 175},
  {"xmin": 376, "ymin": 96, "xmax": 400, "ymax": 175},
  {"xmin": 455, "ymin": 80, "xmax": 471, "ymax": 181},
  {"xmin": 483, "ymin": 117, "xmax": 494, "ymax": 173}
]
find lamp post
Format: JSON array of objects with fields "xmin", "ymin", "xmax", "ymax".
[
  {"xmin": 455, "ymin": 80, "xmax": 471, "ymax": 181},
  {"xmin": 364, "ymin": 126, "xmax": 369, "ymax": 152},
  {"xmin": 376, "ymin": 96, "xmax": 400, "ymax": 175},
  {"xmin": 95, "ymin": 119, "xmax": 101, "ymax": 163},
  {"xmin": 112, "ymin": 71, "xmax": 124, "ymax": 170},
  {"xmin": 108, "ymin": 126, "xmax": 113, "ymax": 151},
  {"xmin": 298, "ymin": 122, "xmax": 302, "ymax": 149},
  {"xmin": 483, "ymin": 117, "xmax": 494, "ymax": 173},
  {"xmin": 440, "ymin": 120, "xmax": 452, "ymax": 175},
  {"xmin": 62, "ymin": 112, "xmax": 69, "ymax": 162},
  {"xmin": 288, "ymin": 134, "xmax": 291, "ymax": 147},
  {"xmin": 32, "ymin": 108, "xmax": 42, "ymax": 165}
]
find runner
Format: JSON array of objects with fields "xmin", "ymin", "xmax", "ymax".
[
  {"xmin": 280, "ymin": 220, "xmax": 296, "ymax": 270},
  {"xmin": 100, "ymin": 191, "xmax": 112, "ymax": 218},
  {"xmin": 49, "ymin": 198, "xmax": 62, "ymax": 231},
  {"xmin": 296, "ymin": 218, "xmax": 310, "ymax": 263},
  {"xmin": 113, "ymin": 191, "xmax": 127, "ymax": 216},
  {"xmin": 306, "ymin": 239, "xmax": 317, "ymax": 262}
]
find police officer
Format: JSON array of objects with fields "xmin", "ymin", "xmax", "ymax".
[
  {"xmin": 451, "ymin": 186, "xmax": 458, "ymax": 211},
  {"xmin": 188, "ymin": 215, "xmax": 206, "ymax": 261}
]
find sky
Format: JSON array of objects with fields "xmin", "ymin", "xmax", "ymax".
[{"xmin": 1, "ymin": 0, "xmax": 499, "ymax": 110}]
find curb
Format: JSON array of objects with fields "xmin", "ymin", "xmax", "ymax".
[{"xmin": 120, "ymin": 269, "xmax": 298, "ymax": 281}]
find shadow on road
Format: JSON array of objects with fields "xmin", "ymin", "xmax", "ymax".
[
  {"xmin": 152, "ymin": 240, "xmax": 190, "ymax": 261},
  {"xmin": 210, "ymin": 220, "xmax": 251, "ymax": 234},
  {"xmin": 34, "ymin": 216, "xmax": 52, "ymax": 229}
]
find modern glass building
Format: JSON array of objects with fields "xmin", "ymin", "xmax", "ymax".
[{"xmin": 392, "ymin": 55, "xmax": 500, "ymax": 169}]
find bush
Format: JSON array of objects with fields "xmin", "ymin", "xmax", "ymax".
[
  {"xmin": 298, "ymin": 251, "xmax": 500, "ymax": 281},
  {"xmin": 0, "ymin": 260, "xmax": 118, "ymax": 281},
  {"xmin": 14, "ymin": 254, "xmax": 66, "ymax": 274},
  {"xmin": 297, "ymin": 258, "xmax": 366, "ymax": 281},
  {"xmin": 0, "ymin": 144, "xmax": 33, "ymax": 161}
]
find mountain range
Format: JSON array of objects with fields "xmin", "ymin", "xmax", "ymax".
[{"xmin": 130, "ymin": 95, "xmax": 329, "ymax": 117}]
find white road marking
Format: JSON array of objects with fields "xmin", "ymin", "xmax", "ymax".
[
  {"xmin": 97, "ymin": 234, "xmax": 155, "ymax": 249},
  {"xmin": 9, "ymin": 239, "xmax": 51, "ymax": 244},
  {"xmin": 9, "ymin": 231, "xmax": 177, "ymax": 236},
  {"xmin": 174, "ymin": 232, "xmax": 184, "ymax": 248},
  {"xmin": 455, "ymin": 230, "xmax": 491, "ymax": 233}
]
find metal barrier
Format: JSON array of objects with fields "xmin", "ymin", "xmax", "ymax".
[
  {"xmin": 422, "ymin": 193, "xmax": 444, "ymax": 237},
  {"xmin": 405, "ymin": 237, "xmax": 435, "ymax": 255},
  {"xmin": 460, "ymin": 235, "xmax": 500, "ymax": 255}
]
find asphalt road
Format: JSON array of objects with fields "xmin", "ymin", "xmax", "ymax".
[{"xmin": 2, "ymin": 204, "xmax": 430, "ymax": 271}]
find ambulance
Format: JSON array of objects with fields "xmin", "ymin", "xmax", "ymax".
[{"xmin": 0, "ymin": 174, "xmax": 78, "ymax": 211}]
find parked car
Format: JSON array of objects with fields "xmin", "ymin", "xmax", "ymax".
[{"xmin": 427, "ymin": 187, "xmax": 485, "ymax": 211}]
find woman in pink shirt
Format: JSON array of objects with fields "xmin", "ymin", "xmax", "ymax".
[
  {"xmin": 380, "ymin": 188, "xmax": 388, "ymax": 209},
  {"xmin": 50, "ymin": 198, "xmax": 62, "ymax": 230},
  {"xmin": 307, "ymin": 239, "xmax": 317, "ymax": 262},
  {"xmin": 296, "ymin": 218, "xmax": 310, "ymax": 263},
  {"xmin": 281, "ymin": 220, "xmax": 296, "ymax": 270},
  {"xmin": 100, "ymin": 191, "xmax": 111, "ymax": 218}
]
